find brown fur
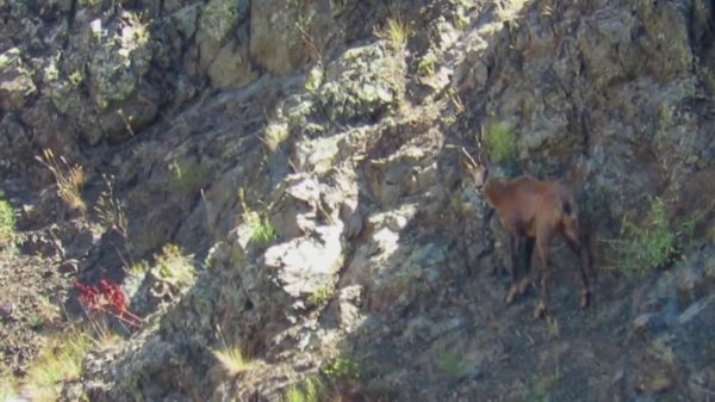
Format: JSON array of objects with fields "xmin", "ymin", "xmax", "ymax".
[{"xmin": 462, "ymin": 154, "xmax": 594, "ymax": 319}]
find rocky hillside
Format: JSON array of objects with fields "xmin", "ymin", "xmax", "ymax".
[{"xmin": 1, "ymin": 0, "xmax": 715, "ymax": 401}]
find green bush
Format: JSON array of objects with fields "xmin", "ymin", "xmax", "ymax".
[
  {"xmin": 617, "ymin": 197, "xmax": 677, "ymax": 275},
  {"xmin": 0, "ymin": 197, "xmax": 16, "ymax": 245},
  {"xmin": 484, "ymin": 122, "xmax": 517, "ymax": 165}
]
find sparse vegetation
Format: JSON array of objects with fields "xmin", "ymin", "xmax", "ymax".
[
  {"xmin": 437, "ymin": 350, "xmax": 468, "ymax": 378},
  {"xmin": 94, "ymin": 174, "xmax": 128, "ymax": 237},
  {"xmin": 128, "ymin": 261, "xmax": 150, "ymax": 277},
  {"xmin": 68, "ymin": 69, "xmax": 84, "ymax": 87},
  {"xmin": 308, "ymin": 284, "xmax": 336, "ymax": 307},
  {"xmin": 483, "ymin": 121, "xmax": 517, "ymax": 165},
  {"xmin": 417, "ymin": 51, "xmax": 438, "ymax": 77},
  {"xmin": 374, "ymin": 17, "xmax": 411, "ymax": 50},
  {"xmin": 23, "ymin": 329, "xmax": 92, "ymax": 402},
  {"xmin": 154, "ymin": 244, "xmax": 196, "ymax": 289},
  {"xmin": 546, "ymin": 316, "xmax": 560, "ymax": 338},
  {"xmin": 239, "ymin": 188, "xmax": 278, "ymax": 246},
  {"xmin": 322, "ymin": 357, "xmax": 361, "ymax": 384},
  {"xmin": 78, "ymin": 0, "xmax": 100, "ymax": 7},
  {"xmin": 525, "ymin": 370, "xmax": 561, "ymax": 402},
  {"xmin": 30, "ymin": 296, "xmax": 62, "ymax": 331},
  {"xmin": 168, "ymin": 159, "xmax": 209, "ymax": 195},
  {"xmin": 283, "ymin": 376, "xmax": 325, "ymax": 402},
  {"xmin": 281, "ymin": 357, "xmax": 362, "ymax": 402},
  {"xmin": 18, "ymin": 321, "xmax": 121, "ymax": 401},
  {"xmin": 614, "ymin": 196, "xmax": 710, "ymax": 275},
  {"xmin": 0, "ymin": 370, "xmax": 18, "ymax": 402},
  {"xmin": 0, "ymin": 196, "xmax": 16, "ymax": 246},
  {"xmin": 86, "ymin": 318, "xmax": 122, "ymax": 351},
  {"xmin": 304, "ymin": 65, "xmax": 324, "ymax": 94},
  {"xmin": 36, "ymin": 148, "xmax": 87, "ymax": 213},
  {"xmin": 263, "ymin": 121, "xmax": 290, "ymax": 153}
]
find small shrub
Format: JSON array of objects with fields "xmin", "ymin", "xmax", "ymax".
[
  {"xmin": 0, "ymin": 197, "xmax": 15, "ymax": 246},
  {"xmin": 483, "ymin": 122, "xmax": 517, "ymax": 165},
  {"xmin": 154, "ymin": 244, "xmax": 196, "ymax": 288},
  {"xmin": 308, "ymin": 284, "xmax": 335, "ymax": 307},
  {"xmin": 616, "ymin": 197, "xmax": 677, "ymax": 275},
  {"xmin": 417, "ymin": 52, "xmax": 438, "ymax": 77},
  {"xmin": 322, "ymin": 357, "xmax": 360, "ymax": 383}
]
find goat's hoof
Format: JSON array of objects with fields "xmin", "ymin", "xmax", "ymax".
[
  {"xmin": 505, "ymin": 286, "xmax": 519, "ymax": 304},
  {"xmin": 580, "ymin": 291, "xmax": 591, "ymax": 309},
  {"xmin": 534, "ymin": 303, "xmax": 547, "ymax": 319},
  {"xmin": 517, "ymin": 278, "xmax": 531, "ymax": 295}
]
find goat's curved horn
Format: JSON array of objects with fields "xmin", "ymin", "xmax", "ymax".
[{"xmin": 460, "ymin": 146, "xmax": 480, "ymax": 168}]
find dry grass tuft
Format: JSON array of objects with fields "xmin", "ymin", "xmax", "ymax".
[{"xmin": 36, "ymin": 149, "xmax": 87, "ymax": 213}]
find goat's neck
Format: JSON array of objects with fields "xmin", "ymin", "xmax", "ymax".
[{"xmin": 483, "ymin": 179, "xmax": 508, "ymax": 206}]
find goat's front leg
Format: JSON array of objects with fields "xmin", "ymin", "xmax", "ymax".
[
  {"xmin": 505, "ymin": 234, "xmax": 522, "ymax": 304},
  {"xmin": 534, "ymin": 234, "xmax": 553, "ymax": 319},
  {"xmin": 516, "ymin": 237, "xmax": 535, "ymax": 297}
]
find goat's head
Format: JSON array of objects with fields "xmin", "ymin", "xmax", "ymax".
[{"xmin": 459, "ymin": 146, "xmax": 489, "ymax": 188}]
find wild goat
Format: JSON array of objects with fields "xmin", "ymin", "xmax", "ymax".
[{"xmin": 460, "ymin": 148, "xmax": 594, "ymax": 319}]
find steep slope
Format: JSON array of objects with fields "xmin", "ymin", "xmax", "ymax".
[{"xmin": 1, "ymin": 0, "xmax": 714, "ymax": 401}]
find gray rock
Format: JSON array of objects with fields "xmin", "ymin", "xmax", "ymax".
[
  {"xmin": 0, "ymin": 48, "xmax": 36, "ymax": 112},
  {"xmin": 263, "ymin": 224, "xmax": 344, "ymax": 302},
  {"xmin": 318, "ymin": 43, "xmax": 404, "ymax": 123}
]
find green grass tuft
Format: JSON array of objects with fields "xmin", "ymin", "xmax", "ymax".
[
  {"xmin": 250, "ymin": 214, "xmax": 278, "ymax": 246},
  {"xmin": 0, "ymin": 197, "xmax": 16, "ymax": 246}
]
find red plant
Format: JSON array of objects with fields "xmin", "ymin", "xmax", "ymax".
[{"xmin": 75, "ymin": 279, "xmax": 142, "ymax": 328}]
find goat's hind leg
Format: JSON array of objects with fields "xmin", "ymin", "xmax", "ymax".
[
  {"xmin": 565, "ymin": 234, "xmax": 591, "ymax": 309},
  {"xmin": 534, "ymin": 234, "xmax": 552, "ymax": 319}
]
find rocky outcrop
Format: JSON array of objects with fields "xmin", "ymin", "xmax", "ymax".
[{"xmin": 1, "ymin": 0, "xmax": 715, "ymax": 401}]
